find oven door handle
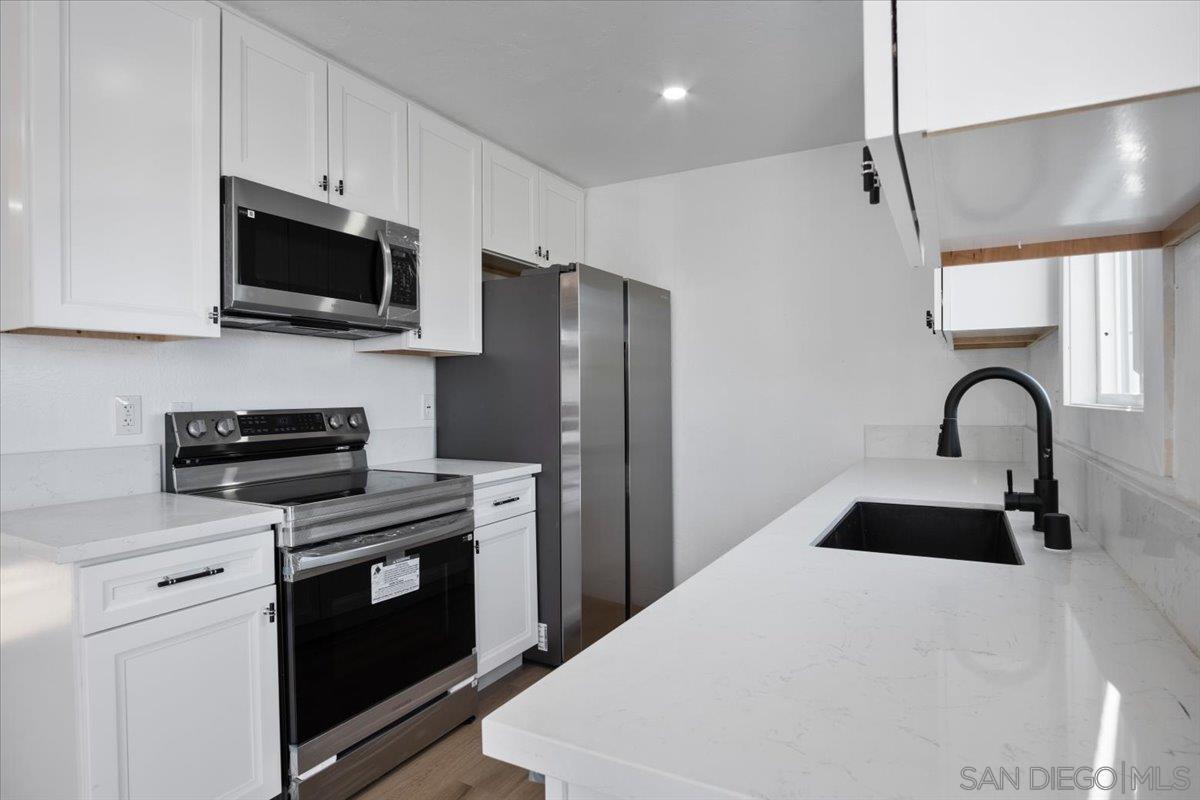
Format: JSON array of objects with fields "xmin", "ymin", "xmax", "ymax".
[
  {"xmin": 283, "ymin": 510, "xmax": 473, "ymax": 581},
  {"xmin": 376, "ymin": 231, "xmax": 393, "ymax": 318}
]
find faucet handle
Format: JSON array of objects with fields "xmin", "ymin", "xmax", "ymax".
[{"xmin": 1006, "ymin": 469, "xmax": 1013, "ymax": 493}]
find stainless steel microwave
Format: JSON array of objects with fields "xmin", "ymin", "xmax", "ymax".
[{"xmin": 221, "ymin": 176, "xmax": 419, "ymax": 339}]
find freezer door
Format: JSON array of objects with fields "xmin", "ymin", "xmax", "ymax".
[
  {"xmin": 563, "ymin": 265, "xmax": 628, "ymax": 657},
  {"xmin": 625, "ymin": 279, "xmax": 674, "ymax": 614}
]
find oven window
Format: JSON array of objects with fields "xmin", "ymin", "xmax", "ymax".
[
  {"xmin": 237, "ymin": 207, "xmax": 382, "ymax": 306},
  {"xmin": 283, "ymin": 533, "xmax": 475, "ymax": 745}
]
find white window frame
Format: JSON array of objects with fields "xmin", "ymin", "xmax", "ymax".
[{"xmin": 1062, "ymin": 250, "xmax": 1145, "ymax": 411}]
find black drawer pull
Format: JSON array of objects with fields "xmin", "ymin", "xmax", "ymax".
[
  {"xmin": 492, "ymin": 496, "xmax": 521, "ymax": 507},
  {"xmin": 157, "ymin": 566, "xmax": 224, "ymax": 588}
]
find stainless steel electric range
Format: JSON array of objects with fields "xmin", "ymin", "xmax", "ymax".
[{"xmin": 164, "ymin": 407, "xmax": 477, "ymax": 800}]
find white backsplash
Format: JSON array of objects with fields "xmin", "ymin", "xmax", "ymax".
[{"xmin": 864, "ymin": 425, "xmax": 1025, "ymax": 462}]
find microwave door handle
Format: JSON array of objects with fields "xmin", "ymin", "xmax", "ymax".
[{"xmin": 376, "ymin": 231, "xmax": 393, "ymax": 318}]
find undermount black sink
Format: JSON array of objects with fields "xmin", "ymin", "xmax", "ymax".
[{"xmin": 815, "ymin": 502, "xmax": 1023, "ymax": 565}]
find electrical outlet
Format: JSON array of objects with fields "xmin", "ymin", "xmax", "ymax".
[
  {"xmin": 422, "ymin": 393, "xmax": 435, "ymax": 421},
  {"xmin": 114, "ymin": 395, "xmax": 142, "ymax": 435}
]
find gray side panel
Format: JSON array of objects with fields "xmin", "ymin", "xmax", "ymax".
[
  {"xmin": 625, "ymin": 280, "xmax": 674, "ymax": 614},
  {"xmin": 436, "ymin": 271, "xmax": 565, "ymax": 664},
  {"xmin": 574, "ymin": 265, "xmax": 628, "ymax": 653}
]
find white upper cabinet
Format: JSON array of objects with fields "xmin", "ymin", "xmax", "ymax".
[
  {"xmin": 358, "ymin": 107, "xmax": 482, "ymax": 355},
  {"xmin": 539, "ymin": 170, "xmax": 585, "ymax": 267},
  {"xmin": 328, "ymin": 64, "xmax": 409, "ymax": 223},
  {"xmin": 483, "ymin": 143, "xmax": 585, "ymax": 267},
  {"xmin": 864, "ymin": 0, "xmax": 1200, "ymax": 139},
  {"xmin": 222, "ymin": 11, "xmax": 329, "ymax": 202},
  {"xmin": 484, "ymin": 142, "xmax": 540, "ymax": 263},
  {"xmin": 862, "ymin": 0, "xmax": 1200, "ymax": 269},
  {"xmin": 1, "ymin": 0, "xmax": 221, "ymax": 338}
]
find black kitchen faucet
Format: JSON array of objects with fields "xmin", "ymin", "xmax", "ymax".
[{"xmin": 936, "ymin": 367, "xmax": 1072, "ymax": 551}]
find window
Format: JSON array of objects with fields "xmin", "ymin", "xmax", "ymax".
[{"xmin": 1063, "ymin": 250, "xmax": 1145, "ymax": 410}]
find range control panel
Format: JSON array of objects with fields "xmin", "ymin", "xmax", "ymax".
[
  {"xmin": 239, "ymin": 412, "xmax": 327, "ymax": 437},
  {"xmin": 165, "ymin": 407, "xmax": 369, "ymax": 457}
]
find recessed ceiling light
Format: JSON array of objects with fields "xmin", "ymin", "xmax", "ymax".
[{"xmin": 661, "ymin": 86, "xmax": 688, "ymax": 101}]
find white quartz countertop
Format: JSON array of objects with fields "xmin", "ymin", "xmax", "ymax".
[
  {"xmin": 0, "ymin": 492, "xmax": 283, "ymax": 564},
  {"xmin": 482, "ymin": 459, "xmax": 1200, "ymax": 799},
  {"xmin": 375, "ymin": 458, "xmax": 541, "ymax": 486}
]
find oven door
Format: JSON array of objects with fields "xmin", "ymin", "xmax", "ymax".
[
  {"xmin": 223, "ymin": 176, "xmax": 419, "ymax": 332},
  {"xmin": 281, "ymin": 510, "xmax": 475, "ymax": 773}
]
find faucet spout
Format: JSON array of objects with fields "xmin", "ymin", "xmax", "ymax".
[
  {"xmin": 936, "ymin": 367, "xmax": 1069, "ymax": 549},
  {"xmin": 937, "ymin": 366, "xmax": 1054, "ymax": 479}
]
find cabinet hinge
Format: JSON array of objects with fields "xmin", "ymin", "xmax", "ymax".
[
  {"xmin": 263, "ymin": 602, "xmax": 276, "ymax": 623},
  {"xmin": 925, "ymin": 310, "xmax": 934, "ymax": 331},
  {"xmin": 208, "ymin": 306, "xmax": 220, "ymax": 324}
]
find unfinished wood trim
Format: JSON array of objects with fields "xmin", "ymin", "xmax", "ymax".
[
  {"xmin": 941, "ymin": 232, "xmax": 1164, "ymax": 267},
  {"xmin": 2, "ymin": 327, "xmax": 178, "ymax": 342},
  {"xmin": 1162, "ymin": 200, "xmax": 1200, "ymax": 247},
  {"xmin": 951, "ymin": 326, "xmax": 1056, "ymax": 351}
]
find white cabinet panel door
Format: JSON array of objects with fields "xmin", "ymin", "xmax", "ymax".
[
  {"xmin": 539, "ymin": 170, "xmax": 585, "ymax": 267},
  {"xmin": 16, "ymin": 0, "xmax": 221, "ymax": 338},
  {"xmin": 222, "ymin": 11, "xmax": 328, "ymax": 201},
  {"xmin": 328, "ymin": 65, "xmax": 408, "ymax": 223},
  {"xmin": 475, "ymin": 512, "xmax": 538, "ymax": 676},
  {"xmin": 393, "ymin": 107, "xmax": 482, "ymax": 355},
  {"xmin": 82, "ymin": 586, "xmax": 281, "ymax": 800},
  {"xmin": 483, "ymin": 143, "xmax": 540, "ymax": 264}
]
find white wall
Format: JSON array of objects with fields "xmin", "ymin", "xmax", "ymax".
[
  {"xmin": 0, "ymin": 329, "xmax": 435, "ymax": 507},
  {"xmin": 587, "ymin": 141, "xmax": 1033, "ymax": 581}
]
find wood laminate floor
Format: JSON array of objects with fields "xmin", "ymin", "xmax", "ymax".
[{"xmin": 352, "ymin": 663, "xmax": 552, "ymax": 800}]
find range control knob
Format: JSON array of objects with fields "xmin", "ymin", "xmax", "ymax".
[
  {"xmin": 215, "ymin": 417, "xmax": 237, "ymax": 437},
  {"xmin": 186, "ymin": 419, "xmax": 208, "ymax": 438},
  {"xmin": 328, "ymin": 413, "xmax": 345, "ymax": 430},
  {"xmin": 348, "ymin": 413, "xmax": 363, "ymax": 429}
]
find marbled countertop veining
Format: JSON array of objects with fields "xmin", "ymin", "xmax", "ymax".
[{"xmin": 482, "ymin": 458, "xmax": 1200, "ymax": 799}]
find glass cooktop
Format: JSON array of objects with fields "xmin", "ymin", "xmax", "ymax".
[{"xmin": 196, "ymin": 470, "xmax": 461, "ymax": 508}]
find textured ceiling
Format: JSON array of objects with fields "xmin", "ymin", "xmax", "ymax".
[{"xmin": 225, "ymin": 0, "xmax": 864, "ymax": 187}]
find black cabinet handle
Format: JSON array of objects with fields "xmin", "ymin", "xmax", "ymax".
[
  {"xmin": 157, "ymin": 566, "xmax": 224, "ymax": 588},
  {"xmin": 336, "ymin": 179, "xmax": 345, "ymax": 195},
  {"xmin": 545, "ymin": 249, "xmax": 550, "ymax": 261},
  {"xmin": 492, "ymin": 496, "xmax": 520, "ymax": 507},
  {"xmin": 320, "ymin": 175, "xmax": 329, "ymax": 191}
]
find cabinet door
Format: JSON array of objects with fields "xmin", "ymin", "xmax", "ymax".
[
  {"xmin": 17, "ymin": 0, "xmax": 221, "ymax": 338},
  {"xmin": 82, "ymin": 586, "xmax": 281, "ymax": 800},
  {"xmin": 475, "ymin": 512, "xmax": 538, "ymax": 676},
  {"xmin": 222, "ymin": 11, "xmax": 328, "ymax": 201},
  {"xmin": 539, "ymin": 170, "xmax": 585, "ymax": 267},
  {"xmin": 364, "ymin": 107, "xmax": 481, "ymax": 355},
  {"xmin": 482, "ymin": 143, "xmax": 540, "ymax": 264},
  {"xmin": 328, "ymin": 65, "xmax": 408, "ymax": 223}
]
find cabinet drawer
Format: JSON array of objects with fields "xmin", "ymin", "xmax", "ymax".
[
  {"xmin": 473, "ymin": 478, "xmax": 536, "ymax": 528},
  {"xmin": 78, "ymin": 530, "xmax": 275, "ymax": 636}
]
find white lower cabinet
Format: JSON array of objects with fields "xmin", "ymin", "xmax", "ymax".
[
  {"xmin": 474, "ymin": 511, "xmax": 539, "ymax": 677},
  {"xmin": 82, "ymin": 585, "xmax": 282, "ymax": 800},
  {"xmin": 0, "ymin": 527, "xmax": 282, "ymax": 800}
]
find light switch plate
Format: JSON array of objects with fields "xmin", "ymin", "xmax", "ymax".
[
  {"xmin": 115, "ymin": 395, "xmax": 142, "ymax": 435},
  {"xmin": 422, "ymin": 393, "xmax": 435, "ymax": 421}
]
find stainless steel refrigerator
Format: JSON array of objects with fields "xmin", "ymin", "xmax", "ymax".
[{"xmin": 437, "ymin": 263, "xmax": 673, "ymax": 666}]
